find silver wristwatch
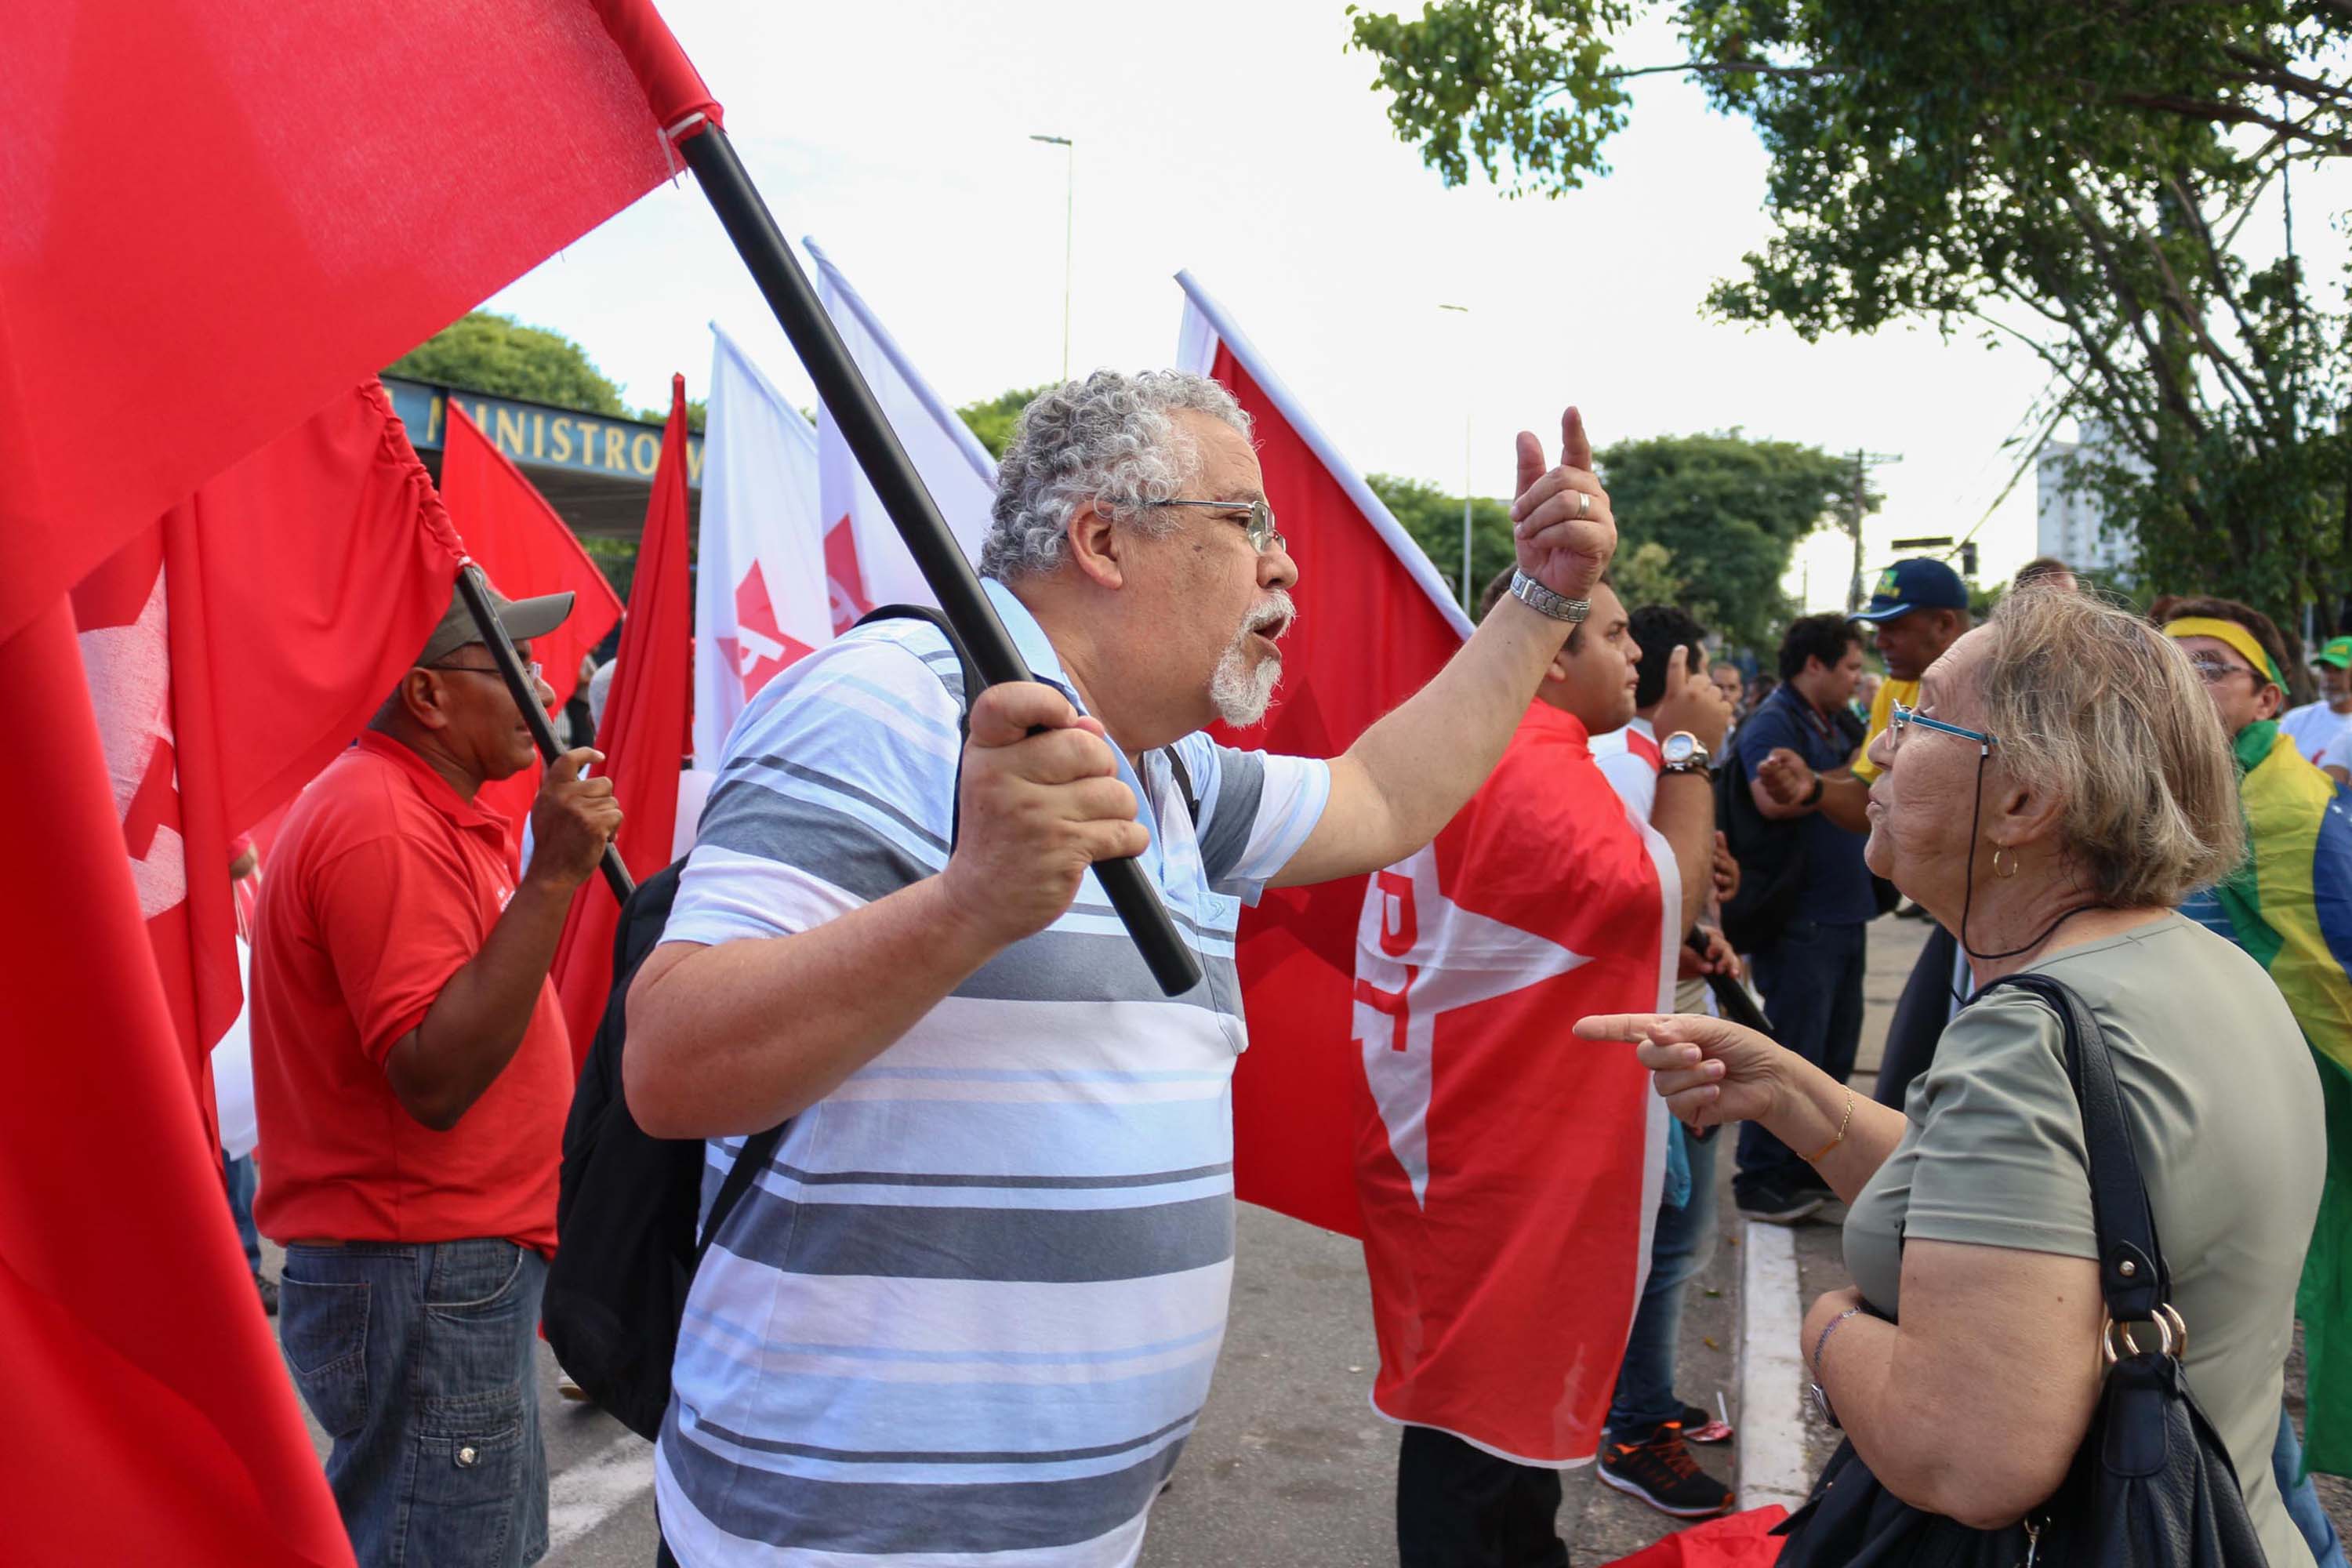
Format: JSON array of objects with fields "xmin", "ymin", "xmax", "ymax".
[
  {"xmin": 1660, "ymin": 731, "xmax": 1713, "ymax": 776},
  {"xmin": 1508, "ymin": 569, "xmax": 1589, "ymax": 624}
]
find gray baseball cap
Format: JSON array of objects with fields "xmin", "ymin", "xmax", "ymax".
[{"xmin": 416, "ymin": 577, "xmax": 574, "ymax": 666}]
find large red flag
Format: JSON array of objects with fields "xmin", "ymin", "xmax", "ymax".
[
  {"xmin": 439, "ymin": 401, "xmax": 627, "ymax": 846},
  {"xmin": 71, "ymin": 382, "xmax": 466, "ymax": 1083},
  {"xmin": 553, "ymin": 376, "xmax": 695, "ymax": 1063},
  {"xmin": 1174, "ymin": 274, "xmax": 1473, "ymax": 1237},
  {"xmin": 0, "ymin": 0, "xmax": 717, "ymax": 651},
  {"xmin": 9, "ymin": 383, "xmax": 464, "ymax": 1566}
]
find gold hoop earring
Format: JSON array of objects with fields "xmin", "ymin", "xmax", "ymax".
[{"xmin": 1991, "ymin": 844, "xmax": 2020, "ymax": 880}]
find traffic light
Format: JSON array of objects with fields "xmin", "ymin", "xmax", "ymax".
[{"xmin": 1960, "ymin": 541, "xmax": 1980, "ymax": 580}]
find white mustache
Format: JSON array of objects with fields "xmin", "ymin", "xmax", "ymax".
[{"xmin": 1241, "ymin": 592, "xmax": 1296, "ymax": 643}]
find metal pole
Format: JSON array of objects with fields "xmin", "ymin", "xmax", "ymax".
[
  {"xmin": 451, "ymin": 563, "xmax": 634, "ymax": 904},
  {"xmin": 678, "ymin": 124, "xmax": 1200, "ymax": 997},
  {"xmin": 1439, "ymin": 304, "xmax": 1472, "ymax": 607},
  {"xmin": 1032, "ymin": 134, "xmax": 1074, "ymax": 382}
]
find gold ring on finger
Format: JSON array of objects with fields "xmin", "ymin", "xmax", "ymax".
[{"xmin": 1576, "ymin": 490, "xmax": 1592, "ymax": 521}]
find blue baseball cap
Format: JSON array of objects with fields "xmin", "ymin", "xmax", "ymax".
[{"xmin": 1851, "ymin": 557, "xmax": 1969, "ymax": 623}]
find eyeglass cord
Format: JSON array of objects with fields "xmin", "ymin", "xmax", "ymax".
[{"xmin": 1950, "ymin": 746, "xmax": 2110, "ymax": 1003}]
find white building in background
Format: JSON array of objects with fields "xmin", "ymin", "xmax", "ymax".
[{"xmin": 2035, "ymin": 433, "xmax": 2137, "ymax": 575}]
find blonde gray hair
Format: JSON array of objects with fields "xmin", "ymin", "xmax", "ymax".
[{"xmin": 1973, "ymin": 587, "xmax": 2243, "ymax": 907}]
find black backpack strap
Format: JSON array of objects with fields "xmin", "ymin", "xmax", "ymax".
[
  {"xmin": 695, "ymin": 1121, "xmax": 787, "ymax": 1263},
  {"xmin": 1162, "ymin": 744, "xmax": 1199, "ymax": 826},
  {"xmin": 1977, "ymin": 973, "xmax": 2169, "ymax": 1322}
]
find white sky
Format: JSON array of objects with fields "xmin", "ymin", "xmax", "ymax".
[{"xmin": 481, "ymin": 0, "xmax": 2345, "ymax": 612}]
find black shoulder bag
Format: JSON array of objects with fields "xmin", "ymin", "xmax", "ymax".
[{"xmin": 1774, "ymin": 971, "xmax": 2268, "ymax": 1568}]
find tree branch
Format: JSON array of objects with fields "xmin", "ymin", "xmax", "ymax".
[
  {"xmin": 2105, "ymin": 90, "xmax": 2352, "ymax": 152},
  {"xmin": 1600, "ymin": 60, "xmax": 1844, "ymax": 82}
]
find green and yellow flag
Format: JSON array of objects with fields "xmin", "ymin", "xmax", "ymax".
[{"xmin": 2184, "ymin": 721, "xmax": 2352, "ymax": 1477}]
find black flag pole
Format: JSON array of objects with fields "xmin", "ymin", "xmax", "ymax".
[
  {"xmin": 676, "ymin": 124, "xmax": 1203, "ymax": 998},
  {"xmin": 452, "ymin": 562, "xmax": 636, "ymax": 906}
]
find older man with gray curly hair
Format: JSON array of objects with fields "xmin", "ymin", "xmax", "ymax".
[{"xmin": 626, "ymin": 369, "xmax": 1617, "ymax": 1568}]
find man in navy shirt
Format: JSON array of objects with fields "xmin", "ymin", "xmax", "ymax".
[{"xmin": 1730, "ymin": 612, "xmax": 1873, "ymax": 1222}]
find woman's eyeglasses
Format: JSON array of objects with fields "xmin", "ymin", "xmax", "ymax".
[{"xmin": 1887, "ymin": 699, "xmax": 1995, "ymax": 754}]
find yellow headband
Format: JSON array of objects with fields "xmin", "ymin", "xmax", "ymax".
[{"xmin": 2164, "ymin": 617, "xmax": 2287, "ymax": 689}]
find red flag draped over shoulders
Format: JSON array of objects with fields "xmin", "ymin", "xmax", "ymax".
[{"xmin": 1354, "ymin": 706, "xmax": 1675, "ymax": 1465}]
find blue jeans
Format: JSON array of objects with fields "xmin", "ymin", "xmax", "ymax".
[
  {"xmin": 1608, "ymin": 1124, "xmax": 1720, "ymax": 1436},
  {"xmin": 2276, "ymin": 1406, "xmax": 2350, "ymax": 1568},
  {"xmin": 223, "ymin": 1152, "xmax": 262, "ymax": 1277},
  {"xmin": 280, "ymin": 1240, "xmax": 550, "ymax": 1568},
  {"xmin": 1737, "ymin": 919, "xmax": 1867, "ymax": 1198}
]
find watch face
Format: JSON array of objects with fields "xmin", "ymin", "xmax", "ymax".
[{"xmin": 1661, "ymin": 731, "xmax": 1697, "ymax": 766}]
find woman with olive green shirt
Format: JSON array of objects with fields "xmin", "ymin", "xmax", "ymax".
[
  {"xmin": 1581, "ymin": 590, "xmax": 2322, "ymax": 1563},
  {"xmin": 1848, "ymin": 915, "xmax": 2320, "ymax": 1566}
]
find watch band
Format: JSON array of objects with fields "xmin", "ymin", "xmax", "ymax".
[{"xmin": 1508, "ymin": 570, "xmax": 1589, "ymax": 625}]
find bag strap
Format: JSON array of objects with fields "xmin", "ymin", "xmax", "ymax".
[
  {"xmin": 695, "ymin": 1121, "xmax": 787, "ymax": 1263},
  {"xmin": 687, "ymin": 606, "xmax": 973, "ymax": 1265},
  {"xmin": 1977, "ymin": 972, "xmax": 2170, "ymax": 1321}
]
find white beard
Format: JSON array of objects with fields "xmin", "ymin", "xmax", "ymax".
[
  {"xmin": 1210, "ymin": 642, "xmax": 1282, "ymax": 727},
  {"xmin": 1209, "ymin": 590, "xmax": 1295, "ymax": 728}
]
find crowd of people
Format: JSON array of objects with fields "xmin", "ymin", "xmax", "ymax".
[{"xmin": 216, "ymin": 368, "xmax": 2352, "ymax": 1568}]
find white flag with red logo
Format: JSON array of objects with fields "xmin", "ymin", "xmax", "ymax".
[
  {"xmin": 1178, "ymin": 274, "xmax": 1674, "ymax": 1465},
  {"xmin": 807, "ymin": 237, "xmax": 995, "ymax": 629},
  {"xmin": 696, "ymin": 325, "xmax": 833, "ymax": 769}
]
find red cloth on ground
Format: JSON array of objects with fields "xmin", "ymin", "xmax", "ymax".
[
  {"xmin": 1597, "ymin": 1505, "xmax": 1791, "ymax": 1566},
  {"xmin": 252, "ymin": 733, "xmax": 570, "ymax": 1252}
]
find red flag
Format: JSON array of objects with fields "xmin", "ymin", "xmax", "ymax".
[
  {"xmin": 552, "ymin": 377, "xmax": 695, "ymax": 1063},
  {"xmin": 1174, "ymin": 274, "xmax": 1473, "ymax": 1237},
  {"xmin": 1352, "ymin": 707, "xmax": 1675, "ymax": 1462},
  {"xmin": 71, "ymin": 383, "xmax": 466, "ymax": 1083},
  {"xmin": 0, "ymin": 0, "xmax": 717, "ymax": 649},
  {"xmin": 8, "ymin": 382, "xmax": 463, "ymax": 1566},
  {"xmin": 438, "ymin": 401, "xmax": 626, "ymax": 846}
]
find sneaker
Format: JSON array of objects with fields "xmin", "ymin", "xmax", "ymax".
[
  {"xmin": 1599, "ymin": 1424, "xmax": 1735, "ymax": 1519},
  {"xmin": 1735, "ymin": 1181, "xmax": 1824, "ymax": 1224},
  {"xmin": 1679, "ymin": 1402, "xmax": 1733, "ymax": 1445},
  {"xmin": 254, "ymin": 1274, "xmax": 279, "ymax": 1316}
]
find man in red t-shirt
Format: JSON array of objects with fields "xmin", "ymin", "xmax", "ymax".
[{"xmin": 252, "ymin": 579, "xmax": 620, "ymax": 1568}]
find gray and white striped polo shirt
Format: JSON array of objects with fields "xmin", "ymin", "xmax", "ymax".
[{"xmin": 653, "ymin": 578, "xmax": 1330, "ymax": 1567}]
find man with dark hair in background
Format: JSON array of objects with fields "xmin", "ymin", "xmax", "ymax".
[
  {"xmin": 1755, "ymin": 561, "xmax": 1973, "ymax": 1111},
  {"xmin": 1728, "ymin": 612, "xmax": 1872, "ymax": 1223}
]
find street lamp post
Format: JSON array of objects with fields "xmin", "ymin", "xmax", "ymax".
[
  {"xmin": 1030, "ymin": 134, "xmax": 1074, "ymax": 382},
  {"xmin": 1439, "ymin": 304, "xmax": 1472, "ymax": 608}
]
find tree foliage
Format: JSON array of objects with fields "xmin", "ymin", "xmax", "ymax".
[
  {"xmin": 1348, "ymin": 0, "xmax": 2352, "ymax": 626},
  {"xmin": 956, "ymin": 386, "xmax": 1054, "ymax": 459},
  {"xmin": 1368, "ymin": 473, "xmax": 1524, "ymax": 608},
  {"xmin": 389, "ymin": 311, "xmax": 630, "ymax": 415},
  {"xmin": 1597, "ymin": 430, "xmax": 1861, "ymax": 650}
]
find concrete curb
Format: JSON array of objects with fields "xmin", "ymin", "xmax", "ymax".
[{"xmin": 1734, "ymin": 1219, "xmax": 1813, "ymax": 1512}]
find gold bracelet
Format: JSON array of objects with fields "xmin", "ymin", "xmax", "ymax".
[{"xmin": 1802, "ymin": 1088, "xmax": 1854, "ymax": 1164}]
